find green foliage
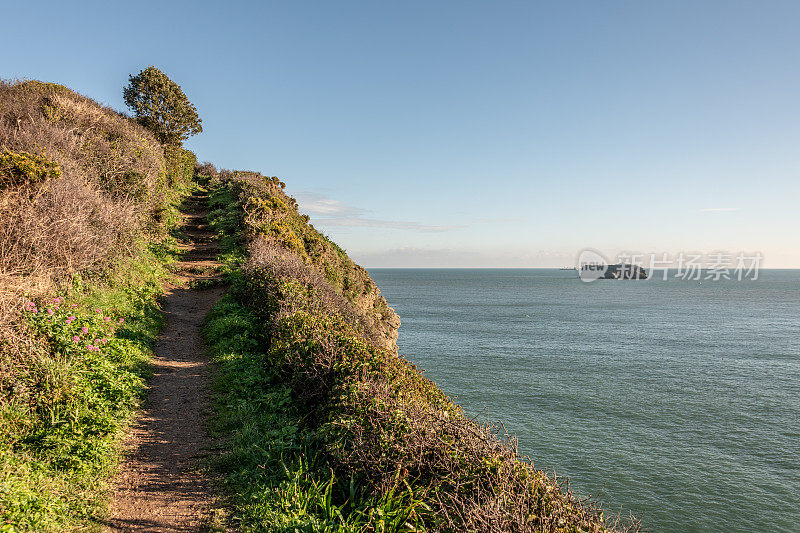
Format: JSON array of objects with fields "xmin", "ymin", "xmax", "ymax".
[
  {"xmin": 204, "ymin": 170, "xmax": 399, "ymax": 350},
  {"xmin": 123, "ymin": 66, "xmax": 202, "ymax": 146},
  {"xmin": 0, "ymin": 245, "xmax": 172, "ymax": 531},
  {"xmin": 205, "ymin": 178, "xmax": 248, "ymax": 256},
  {"xmin": 203, "ymin": 294, "xmax": 428, "ymax": 532},
  {"xmin": 0, "ymin": 150, "xmax": 61, "ymax": 190},
  {"xmin": 13, "ymin": 81, "xmax": 71, "ymax": 95},
  {"xmin": 260, "ymin": 220, "xmax": 306, "ymax": 256},
  {"xmin": 164, "ymin": 145, "xmax": 197, "ymax": 187}
]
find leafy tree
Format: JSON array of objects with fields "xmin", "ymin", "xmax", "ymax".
[{"xmin": 123, "ymin": 66, "xmax": 202, "ymax": 145}]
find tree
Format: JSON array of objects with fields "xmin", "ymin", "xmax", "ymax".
[{"xmin": 123, "ymin": 66, "xmax": 202, "ymax": 145}]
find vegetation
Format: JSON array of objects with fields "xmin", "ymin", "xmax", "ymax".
[
  {"xmin": 0, "ymin": 245, "xmax": 173, "ymax": 531},
  {"xmin": 123, "ymin": 66, "xmax": 203, "ymax": 146},
  {"xmin": 0, "ymin": 150, "xmax": 61, "ymax": 190},
  {"xmin": 206, "ymin": 169, "xmax": 400, "ymax": 351},
  {"xmin": 205, "ymin": 293, "xmax": 427, "ymax": 531},
  {"xmin": 200, "ymin": 169, "xmax": 628, "ymax": 532},
  {"xmin": 0, "ymin": 79, "xmax": 190, "ymax": 530},
  {"xmin": 0, "ymin": 74, "xmax": 629, "ymax": 531}
]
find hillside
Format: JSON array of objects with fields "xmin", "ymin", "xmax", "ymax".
[
  {"xmin": 199, "ymin": 168, "xmax": 624, "ymax": 532},
  {"xmin": 0, "ymin": 79, "xmax": 627, "ymax": 532},
  {"xmin": 0, "ymin": 80, "xmax": 194, "ymax": 530}
]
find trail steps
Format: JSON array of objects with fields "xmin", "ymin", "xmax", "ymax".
[{"xmin": 105, "ymin": 190, "xmax": 226, "ymax": 532}]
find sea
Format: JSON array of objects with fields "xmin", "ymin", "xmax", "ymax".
[{"xmin": 368, "ymin": 268, "xmax": 800, "ymax": 533}]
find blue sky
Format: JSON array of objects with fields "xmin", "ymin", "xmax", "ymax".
[{"xmin": 3, "ymin": 1, "xmax": 799, "ymax": 267}]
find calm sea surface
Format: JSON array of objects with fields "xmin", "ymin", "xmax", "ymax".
[{"xmin": 368, "ymin": 269, "xmax": 800, "ymax": 533}]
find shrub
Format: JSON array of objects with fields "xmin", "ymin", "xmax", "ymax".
[
  {"xmin": 0, "ymin": 79, "xmax": 166, "ymax": 207},
  {"xmin": 0, "ymin": 79, "xmax": 175, "ymax": 317},
  {"xmin": 0, "ymin": 150, "xmax": 61, "ymax": 190},
  {"xmin": 195, "ymin": 161, "xmax": 219, "ymax": 178},
  {"xmin": 123, "ymin": 66, "xmax": 202, "ymax": 146},
  {"xmin": 209, "ymin": 171, "xmax": 401, "ymax": 351},
  {"xmin": 164, "ymin": 145, "xmax": 197, "ymax": 187}
]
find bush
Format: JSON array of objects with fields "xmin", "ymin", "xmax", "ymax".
[
  {"xmin": 164, "ymin": 145, "xmax": 197, "ymax": 187},
  {"xmin": 0, "ymin": 79, "xmax": 171, "ymax": 325},
  {"xmin": 209, "ymin": 171, "xmax": 401, "ymax": 351},
  {"xmin": 0, "ymin": 150, "xmax": 61, "ymax": 190}
]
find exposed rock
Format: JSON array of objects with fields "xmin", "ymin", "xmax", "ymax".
[{"xmin": 602, "ymin": 263, "xmax": 648, "ymax": 279}]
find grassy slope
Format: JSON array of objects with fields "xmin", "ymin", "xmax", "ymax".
[
  {"xmin": 0, "ymin": 80, "xmax": 196, "ymax": 531},
  {"xmin": 202, "ymin": 171, "xmax": 624, "ymax": 532},
  {"xmin": 0, "ymin": 244, "xmax": 174, "ymax": 531}
]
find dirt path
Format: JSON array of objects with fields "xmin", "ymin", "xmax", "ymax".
[{"xmin": 105, "ymin": 191, "xmax": 225, "ymax": 532}]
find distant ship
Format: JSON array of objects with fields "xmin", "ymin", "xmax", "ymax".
[{"xmin": 559, "ymin": 266, "xmax": 576, "ymax": 270}]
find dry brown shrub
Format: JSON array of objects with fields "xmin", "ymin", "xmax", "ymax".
[
  {"xmin": 195, "ymin": 161, "xmax": 219, "ymax": 178},
  {"xmin": 0, "ymin": 175, "xmax": 138, "ymax": 276},
  {"xmin": 0, "ymin": 80, "xmax": 165, "ymax": 207},
  {"xmin": 334, "ymin": 376, "xmax": 621, "ymax": 532},
  {"xmin": 246, "ymin": 236, "xmax": 382, "ymax": 346},
  {"xmin": 0, "ymin": 79, "xmax": 167, "ymax": 379}
]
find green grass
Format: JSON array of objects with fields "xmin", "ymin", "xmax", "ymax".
[
  {"xmin": 0, "ymin": 241, "xmax": 176, "ymax": 532},
  {"xmin": 203, "ymin": 293, "xmax": 428, "ymax": 532}
]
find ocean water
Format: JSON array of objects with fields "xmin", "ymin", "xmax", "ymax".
[{"xmin": 368, "ymin": 269, "xmax": 800, "ymax": 533}]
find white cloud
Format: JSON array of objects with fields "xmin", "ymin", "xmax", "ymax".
[
  {"xmin": 294, "ymin": 190, "xmax": 464, "ymax": 233},
  {"xmin": 699, "ymin": 207, "xmax": 740, "ymax": 212},
  {"xmin": 294, "ymin": 192, "xmax": 366, "ymax": 217},
  {"xmin": 319, "ymin": 217, "xmax": 464, "ymax": 232}
]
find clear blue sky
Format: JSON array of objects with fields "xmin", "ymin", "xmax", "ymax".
[{"xmin": 4, "ymin": 1, "xmax": 799, "ymax": 267}]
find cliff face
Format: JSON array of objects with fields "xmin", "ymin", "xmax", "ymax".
[
  {"xmin": 202, "ymin": 169, "xmax": 615, "ymax": 532},
  {"xmin": 205, "ymin": 170, "xmax": 400, "ymax": 351}
]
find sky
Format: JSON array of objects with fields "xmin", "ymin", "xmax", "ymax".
[{"xmin": 3, "ymin": 1, "xmax": 800, "ymax": 267}]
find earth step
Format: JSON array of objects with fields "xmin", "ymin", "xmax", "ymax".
[
  {"xmin": 183, "ymin": 226, "xmax": 213, "ymax": 234},
  {"xmin": 186, "ymin": 236, "xmax": 215, "ymax": 244},
  {"xmin": 184, "ymin": 228, "xmax": 214, "ymax": 235},
  {"xmin": 180, "ymin": 265, "xmax": 222, "ymax": 275},
  {"xmin": 183, "ymin": 250, "xmax": 222, "ymax": 260},
  {"xmin": 183, "ymin": 223, "xmax": 210, "ymax": 231}
]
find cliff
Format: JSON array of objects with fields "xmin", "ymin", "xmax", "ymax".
[
  {"xmin": 200, "ymin": 167, "xmax": 621, "ymax": 532},
  {"xmin": 202, "ymin": 168, "xmax": 401, "ymax": 351}
]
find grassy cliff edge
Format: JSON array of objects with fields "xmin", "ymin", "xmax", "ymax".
[{"xmin": 201, "ymin": 168, "xmax": 630, "ymax": 532}]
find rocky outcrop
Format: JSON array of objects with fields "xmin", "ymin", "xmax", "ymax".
[{"xmin": 602, "ymin": 263, "xmax": 648, "ymax": 279}]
